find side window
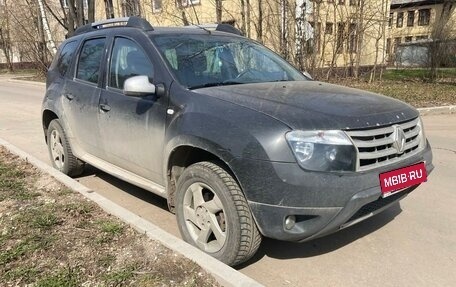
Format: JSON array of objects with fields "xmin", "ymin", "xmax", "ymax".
[
  {"xmin": 76, "ymin": 38, "xmax": 106, "ymax": 84},
  {"xmin": 51, "ymin": 41, "xmax": 78, "ymax": 76},
  {"xmin": 109, "ymin": 38, "xmax": 153, "ymax": 90}
]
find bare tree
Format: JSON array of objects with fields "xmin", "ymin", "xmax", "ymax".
[
  {"xmin": 0, "ymin": 1, "xmax": 14, "ymax": 71},
  {"xmin": 428, "ymin": 0, "xmax": 456, "ymax": 81}
]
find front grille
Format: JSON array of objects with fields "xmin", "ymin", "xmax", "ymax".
[
  {"xmin": 346, "ymin": 118, "xmax": 422, "ymax": 171},
  {"xmin": 346, "ymin": 191, "xmax": 408, "ymax": 224}
]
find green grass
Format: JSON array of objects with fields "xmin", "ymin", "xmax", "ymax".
[
  {"xmin": 96, "ymin": 220, "xmax": 124, "ymax": 243},
  {"xmin": 63, "ymin": 202, "xmax": 94, "ymax": 216},
  {"xmin": 0, "ymin": 162, "xmax": 39, "ymax": 201},
  {"xmin": 36, "ymin": 267, "xmax": 81, "ymax": 287},
  {"xmin": 0, "ymin": 148, "xmax": 219, "ymax": 287},
  {"xmin": 4, "ymin": 266, "xmax": 39, "ymax": 282},
  {"xmin": 99, "ymin": 220, "xmax": 124, "ymax": 235},
  {"xmin": 103, "ymin": 266, "xmax": 135, "ymax": 286},
  {"xmin": 382, "ymin": 68, "xmax": 456, "ymax": 81},
  {"xmin": 0, "ymin": 237, "xmax": 42, "ymax": 265}
]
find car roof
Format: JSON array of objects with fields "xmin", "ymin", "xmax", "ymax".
[{"xmin": 70, "ymin": 17, "xmax": 243, "ymax": 40}]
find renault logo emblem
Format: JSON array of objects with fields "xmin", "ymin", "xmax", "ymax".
[{"xmin": 392, "ymin": 125, "xmax": 406, "ymax": 154}]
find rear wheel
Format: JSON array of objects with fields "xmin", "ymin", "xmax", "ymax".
[
  {"xmin": 47, "ymin": 119, "xmax": 84, "ymax": 176},
  {"xmin": 175, "ymin": 161, "xmax": 261, "ymax": 266}
]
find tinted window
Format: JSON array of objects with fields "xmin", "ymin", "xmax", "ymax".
[
  {"xmin": 77, "ymin": 38, "xmax": 106, "ymax": 84},
  {"xmin": 53, "ymin": 41, "xmax": 78, "ymax": 76},
  {"xmin": 109, "ymin": 38, "xmax": 153, "ymax": 90}
]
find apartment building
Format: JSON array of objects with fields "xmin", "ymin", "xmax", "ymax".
[
  {"xmin": 95, "ymin": 0, "xmax": 390, "ymax": 73},
  {"xmin": 388, "ymin": 0, "xmax": 456, "ymax": 56}
]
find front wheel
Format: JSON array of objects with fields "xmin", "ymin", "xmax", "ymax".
[
  {"xmin": 175, "ymin": 161, "xmax": 262, "ymax": 266},
  {"xmin": 46, "ymin": 119, "xmax": 84, "ymax": 177}
]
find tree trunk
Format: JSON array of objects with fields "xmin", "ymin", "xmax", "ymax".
[
  {"xmin": 88, "ymin": 0, "xmax": 95, "ymax": 23},
  {"xmin": 246, "ymin": 0, "xmax": 251, "ymax": 38},
  {"xmin": 77, "ymin": 0, "xmax": 84, "ymax": 26},
  {"xmin": 0, "ymin": 29, "xmax": 14, "ymax": 72},
  {"xmin": 354, "ymin": 0, "xmax": 365, "ymax": 79},
  {"xmin": 37, "ymin": 0, "xmax": 57, "ymax": 55},
  {"xmin": 240, "ymin": 0, "xmax": 246, "ymax": 35},
  {"xmin": 257, "ymin": 0, "xmax": 263, "ymax": 43},
  {"xmin": 216, "ymin": 0, "xmax": 222, "ymax": 23}
]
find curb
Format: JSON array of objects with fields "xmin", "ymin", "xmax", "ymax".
[
  {"xmin": 0, "ymin": 138, "xmax": 263, "ymax": 287},
  {"xmin": 7, "ymin": 78, "xmax": 46, "ymax": 87},
  {"xmin": 418, "ymin": 105, "xmax": 456, "ymax": 116}
]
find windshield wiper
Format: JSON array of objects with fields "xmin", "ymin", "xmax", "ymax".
[{"xmin": 188, "ymin": 81, "xmax": 243, "ymax": 89}]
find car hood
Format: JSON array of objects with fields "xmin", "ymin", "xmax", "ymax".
[{"xmin": 193, "ymin": 81, "xmax": 419, "ymax": 130}]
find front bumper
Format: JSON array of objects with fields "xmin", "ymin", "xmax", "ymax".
[{"xmin": 231, "ymin": 142, "xmax": 433, "ymax": 242}]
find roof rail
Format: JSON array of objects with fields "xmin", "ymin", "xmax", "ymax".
[
  {"xmin": 184, "ymin": 24, "xmax": 243, "ymax": 36},
  {"xmin": 73, "ymin": 16, "xmax": 153, "ymax": 36}
]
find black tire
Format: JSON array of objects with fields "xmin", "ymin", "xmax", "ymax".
[
  {"xmin": 175, "ymin": 161, "xmax": 261, "ymax": 266},
  {"xmin": 46, "ymin": 119, "xmax": 84, "ymax": 177}
]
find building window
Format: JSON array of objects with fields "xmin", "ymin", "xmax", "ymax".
[
  {"xmin": 416, "ymin": 35, "xmax": 428, "ymax": 41},
  {"xmin": 105, "ymin": 0, "xmax": 115, "ymax": 18},
  {"xmin": 177, "ymin": 0, "xmax": 200, "ymax": 8},
  {"xmin": 407, "ymin": 11, "xmax": 414, "ymax": 27},
  {"xmin": 396, "ymin": 12, "xmax": 404, "ymax": 28},
  {"xmin": 152, "ymin": 0, "xmax": 162, "ymax": 12},
  {"xmin": 338, "ymin": 0, "xmax": 345, "ymax": 4},
  {"xmin": 325, "ymin": 22, "xmax": 333, "ymax": 34},
  {"xmin": 418, "ymin": 9, "xmax": 430, "ymax": 26},
  {"xmin": 348, "ymin": 23, "xmax": 357, "ymax": 53},
  {"xmin": 122, "ymin": 0, "xmax": 141, "ymax": 17},
  {"xmin": 349, "ymin": 0, "xmax": 358, "ymax": 6},
  {"xmin": 404, "ymin": 36, "xmax": 413, "ymax": 42},
  {"xmin": 336, "ymin": 22, "xmax": 345, "ymax": 53},
  {"xmin": 388, "ymin": 13, "xmax": 393, "ymax": 27}
]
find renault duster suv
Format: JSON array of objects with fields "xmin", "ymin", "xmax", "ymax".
[{"xmin": 42, "ymin": 17, "xmax": 433, "ymax": 266}]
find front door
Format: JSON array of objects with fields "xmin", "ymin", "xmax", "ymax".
[{"xmin": 98, "ymin": 36, "xmax": 167, "ymax": 184}]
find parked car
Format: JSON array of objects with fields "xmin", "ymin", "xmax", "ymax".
[{"xmin": 42, "ymin": 17, "xmax": 433, "ymax": 266}]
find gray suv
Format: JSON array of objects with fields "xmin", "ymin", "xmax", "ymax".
[{"xmin": 42, "ymin": 17, "xmax": 433, "ymax": 266}]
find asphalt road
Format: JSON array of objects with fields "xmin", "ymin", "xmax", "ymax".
[{"xmin": 1, "ymin": 77, "xmax": 455, "ymax": 286}]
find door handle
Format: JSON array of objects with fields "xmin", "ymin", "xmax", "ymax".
[
  {"xmin": 99, "ymin": 104, "xmax": 111, "ymax": 112},
  {"xmin": 64, "ymin": 93, "xmax": 74, "ymax": 101}
]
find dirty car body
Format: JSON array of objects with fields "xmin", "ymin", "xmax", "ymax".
[{"xmin": 42, "ymin": 17, "xmax": 433, "ymax": 265}]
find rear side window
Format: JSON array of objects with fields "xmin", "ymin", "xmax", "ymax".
[
  {"xmin": 49, "ymin": 41, "xmax": 78, "ymax": 76},
  {"xmin": 76, "ymin": 38, "xmax": 106, "ymax": 84}
]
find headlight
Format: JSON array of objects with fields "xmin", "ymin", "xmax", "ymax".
[
  {"xmin": 286, "ymin": 130, "xmax": 357, "ymax": 172},
  {"xmin": 416, "ymin": 117, "xmax": 427, "ymax": 150}
]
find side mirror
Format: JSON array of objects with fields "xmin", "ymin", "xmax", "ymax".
[
  {"xmin": 123, "ymin": 75, "xmax": 156, "ymax": 97},
  {"xmin": 303, "ymin": 71, "xmax": 313, "ymax": 80}
]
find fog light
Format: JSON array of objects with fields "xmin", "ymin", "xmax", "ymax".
[{"xmin": 285, "ymin": 215, "xmax": 296, "ymax": 230}]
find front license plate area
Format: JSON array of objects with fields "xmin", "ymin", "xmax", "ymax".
[{"xmin": 379, "ymin": 162, "xmax": 427, "ymax": 198}]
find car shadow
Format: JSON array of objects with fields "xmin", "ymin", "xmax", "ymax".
[
  {"xmin": 237, "ymin": 203, "xmax": 403, "ymax": 269},
  {"xmin": 76, "ymin": 164, "xmax": 169, "ymax": 212}
]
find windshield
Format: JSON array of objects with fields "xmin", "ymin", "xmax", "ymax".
[{"xmin": 151, "ymin": 34, "xmax": 308, "ymax": 89}]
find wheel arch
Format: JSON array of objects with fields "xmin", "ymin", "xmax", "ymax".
[
  {"xmin": 165, "ymin": 140, "xmax": 241, "ymax": 212},
  {"xmin": 42, "ymin": 109, "xmax": 59, "ymax": 143}
]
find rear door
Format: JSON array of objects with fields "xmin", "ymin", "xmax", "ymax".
[
  {"xmin": 62, "ymin": 37, "xmax": 107, "ymax": 157},
  {"xmin": 97, "ymin": 33, "xmax": 167, "ymax": 184}
]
